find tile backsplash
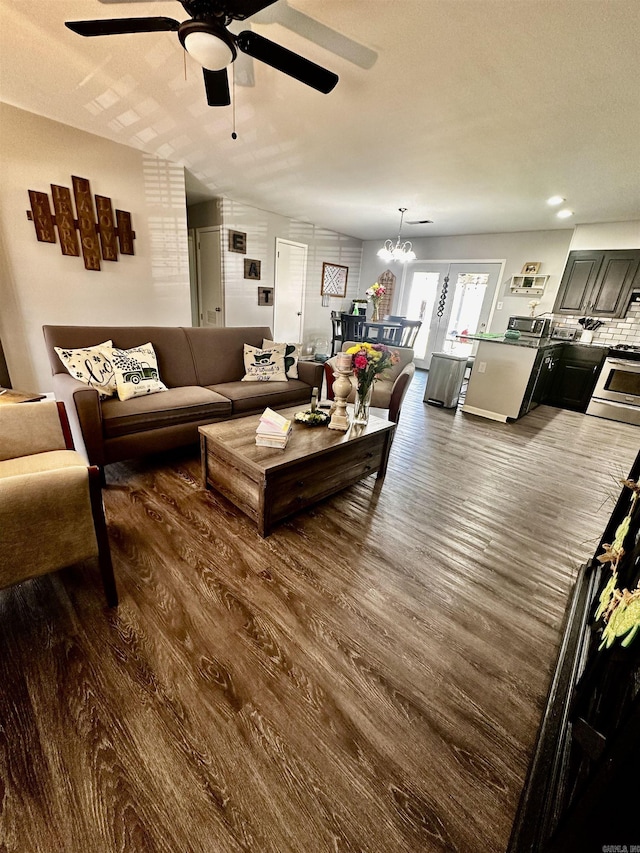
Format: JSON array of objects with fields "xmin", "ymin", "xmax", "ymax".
[{"xmin": 552, "ymin": 300, "xmax": 640, "ymax": 347}]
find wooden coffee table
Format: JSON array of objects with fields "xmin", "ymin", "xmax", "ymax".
[{"xmin": 199, "ymin": 406, "xmax": 395, "ymax": 537}]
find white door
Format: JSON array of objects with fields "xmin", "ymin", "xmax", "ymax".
[
  {"xmin": 274, "ymin": 239, "xmax": 307, "ymax": 343},
  {"xmin": 196, "ymin": 227, "xmax": 224, "ymax": 327},
  {"xmin": 400, "ymin": 262, "xmax": 503, "ymax": 369}
]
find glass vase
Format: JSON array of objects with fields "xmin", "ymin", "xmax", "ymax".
[
  {"xmin": 371, "ymin": 303, "xmax": 381, "ymax": 322},
  {"xmin": 353, "ymin": 382, "xmax": 373, "ymax": 425}
]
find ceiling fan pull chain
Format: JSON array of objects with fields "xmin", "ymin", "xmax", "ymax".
[{"xmin": 231, "ymin": 64, "xmax": 237, "ymax": 140}]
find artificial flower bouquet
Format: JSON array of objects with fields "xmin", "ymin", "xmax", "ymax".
[
  {"xmin": 365, "ymin": 282, "xmax": 386, "ymax": 320},
  {"xmin": 346, "ymin": 341, "xmax": 399, "ymax": 422}
]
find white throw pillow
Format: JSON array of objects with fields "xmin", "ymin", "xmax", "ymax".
[
  {"xmin": 241, "ymin": 343, "xmax": 288, "ymax": 382},
  {"xmin": 54, "ymin": 340, "xmax": 116, "ymax": 398},
  {"xmin": 111, "ymin": 342, "xmax": 168, "ymax": 401},
  {"xmin": 262, "ymin": 339, "xmax": 300, "ymax": 379}
]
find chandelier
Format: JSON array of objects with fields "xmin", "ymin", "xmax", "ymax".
[{"xmin": 377, "ymin": 207, "xmax": 416, "ymax": 263}]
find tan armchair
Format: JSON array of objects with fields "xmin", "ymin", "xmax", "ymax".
[
  {"xmin": 323, "ymin": 341, "xmax": 416, "ymax": 424},
  {"xmin": 0, "ymin": 401, "xmax": 117, "ymax": 607}
]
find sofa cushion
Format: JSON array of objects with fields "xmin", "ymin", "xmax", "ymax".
[
  {"xmin": 241, "ymin": 343, "xmax": 288, "ymax": 382},
  {"xmin": 101, "ymin": 386, "xmax": 231, "ymax": 438},
  {"xmin": 208, "ymin": 380, "xmax": 311, "ymax": 415},
  {"xmin": 183, "ymin": 326, "xmax": 273, "ymax": 386},
  {"xmin": 54, "ymin": 340, "xmax": 117, "ymax": 398},
  {"xmin": 44, "ymin": 326, "xmax": 198, "ymax": 388},
  {"xmin": 0, "ymin": 450, "xmax": 87, "ymax": 479}
]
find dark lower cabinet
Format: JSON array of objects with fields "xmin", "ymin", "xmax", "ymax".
[
  {"xmin": 547, "ymin": 345, "xmax": 606, "ymax": 412},
  {"xmin": 508, "ymin": 450, "xmax": 640, "ymax": 853},
  {"xmin": 519, "ymin": 345, "xmax": 562, "ymax": 418}
]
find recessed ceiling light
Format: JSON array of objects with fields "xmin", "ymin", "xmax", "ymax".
[
  {"xmin": 557, "ymin": 209, "xmax": 573, "ymax": 219},
  {"xmin": 547, "ymin": 195, "xmax": 565, "ymax": 206}
]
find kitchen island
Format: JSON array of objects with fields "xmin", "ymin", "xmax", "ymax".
[{"xmin": 460, "ymin": 335, "xmax": 607, "ymax": 422}]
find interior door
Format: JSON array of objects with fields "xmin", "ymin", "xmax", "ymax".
[
  {"xmin": 399, "ymin": 262, "xmax": 502, "ymax": 369},
  {"xmin": 196, "ymin": 227, "xmax": 223, "ymax": 327},
  {"xmin": 274, "ymin": 239, "xmax": 307, "ymax": 342}
]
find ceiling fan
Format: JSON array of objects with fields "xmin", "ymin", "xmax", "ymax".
[{"xmin": 65, "ymin": 0, "xmax": 339, "ymax": 107}]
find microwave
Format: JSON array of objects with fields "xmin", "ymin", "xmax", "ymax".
[{"xmin": 507, "ymin": 316, "xmax": 551, "ymax": 338}]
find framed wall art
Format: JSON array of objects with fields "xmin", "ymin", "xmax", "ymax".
[
  {"xmin": 244, "ymin": 258, "xmax": 261, "ymax": 280},
  {"xmin": 521, "ymin": 261, "xmax": 541, "ymax": 274},
  {"xmin": 229, "ymin": 230, "xmax": 247, "ymax": 253},
  {"xmin": 321, "ymin": 262, "xmax": 348, "ymax": 297}
]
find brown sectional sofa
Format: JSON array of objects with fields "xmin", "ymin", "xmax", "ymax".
[{"xmin": 43, "ymin": 325, "xmax": 324, "ymax": 468}]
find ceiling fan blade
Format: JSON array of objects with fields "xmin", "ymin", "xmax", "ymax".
[
  {"xmin": 236, "ymin": 31, "xmax": 338, "ymax": 94},
  {"xmin": 203, "ymin": 68, "xmax": 231, "ymax": 107},
  {"xmin": 226, "ymin": 0, "xmax": 279, "ymax": 20},
  {"xmin": 65, "ymin": 17, "xmax": 180, "ymax": 37},
  {"xmin": 252, "ymin": 1, "xmax": 377, "ymax": 70}
]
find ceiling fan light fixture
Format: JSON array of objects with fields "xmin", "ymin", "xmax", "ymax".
[
  {"xmin": 179, "ymin": 21, "xmax": 237, "ymax": 71},
  {"xmin": 377, "ymin": 208, "xmax": 416, "ymax": 264}
]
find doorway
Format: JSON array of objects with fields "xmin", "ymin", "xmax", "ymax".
[
  {"xmin": 399, "ymin": 262, "xmax": 503, "ymax": 369},
  {"xmin": 195, "ymin": 227, "xmax": 224, "ymax": 327},
  {"xmin": 274, "ymin": 239, "xmax": 307, "ymax": 342}
]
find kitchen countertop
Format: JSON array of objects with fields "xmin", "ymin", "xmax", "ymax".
[{"xmin": 458, "ymin": 334, "xmax": 609, "ymax": 350}]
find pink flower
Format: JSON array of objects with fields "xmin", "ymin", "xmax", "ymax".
[{"xmin": 354, "ymin": 354, "xmax": 368, "ymax": 370}]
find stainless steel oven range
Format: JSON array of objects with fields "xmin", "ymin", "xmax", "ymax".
[{"xmin": 587, "ymin": 344, "xmax": 640, "ymax": 426}]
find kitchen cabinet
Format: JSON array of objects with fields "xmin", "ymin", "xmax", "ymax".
[
  {"xmin": 547, "ymin": 344, "xmax": 606, "ymax": 412},
  {"xmin": 553, "ymin": 249, "xmax": 640, "ymax": 318}
]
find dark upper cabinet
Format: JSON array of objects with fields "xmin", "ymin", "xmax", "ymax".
[{"xmin": 553, "ymin": 249, "xmax": 640, "ymax": 317}]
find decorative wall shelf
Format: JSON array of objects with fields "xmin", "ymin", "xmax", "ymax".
[{"xmin": 510, "ymin": 274, "xmax": 549, "ymax": 294}]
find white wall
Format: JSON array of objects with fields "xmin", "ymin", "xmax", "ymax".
[
  {"xmin": 361, "ymin": 229, "xmax": 573, "ymax": 332},
  {"xmin": 220, "ymin": 198, "xmax": 362, "ymax": 348},
  {"xmin": 569, "ymin": 221, "xmax": 640, "ymax": 250},
  {"xmin": 0, "ymin": 104, "xmax": 191, "ymax": 393}
]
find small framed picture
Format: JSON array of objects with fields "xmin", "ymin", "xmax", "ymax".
[
  {"xmin": 244, "ymin": 258, "xmax": 261, "ymax": 280},
  {"xmin": 521, "ymin": 261, "xmax": 541, "ymax": 274},
  {"xmin": 229, "ymin": 230, "xmax": 247, "ymax": 254},
  {"xmin": 321, "ymin": 262, "xmax": 348, "ymax": 297}
]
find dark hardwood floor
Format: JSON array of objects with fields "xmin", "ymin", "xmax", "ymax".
[{"xmin": 1, "ymin": 371, "xmax": 638, "ymax": 853}]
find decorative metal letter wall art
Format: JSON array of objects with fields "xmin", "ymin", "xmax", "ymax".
[
  {"xmin": 244, "ymin": 259, "xmax": 261, "ymax": 280},
  {"xmin": 321, "ymin": 262, "xmax": 348, "ymax": 297},
  {"xmin": 26, "ymin": 175, "xmax": 135, "ymax": 271},
  {"xmin": 229, "ymin": 230, "xmax": 247, "ymax": 253}
]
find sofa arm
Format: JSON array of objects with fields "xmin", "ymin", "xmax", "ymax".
[
  {"xmin": 296, "ymin": 360, "xmax": 325, "ymax": 393},
  {"xmin": 389, "ymin": 362, "xmax": 415, "ymax": 423},
  {"xmin": 52, "ymin": 373, "xmax": 105, "ymax": 466},
  {"xmin": 324, "ymin": 358, "xmax": 338, "ymax": 400}
]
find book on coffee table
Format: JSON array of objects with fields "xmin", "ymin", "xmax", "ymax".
[{"xmin": 255, "ymin": 407, "xmax": 292, "ymax": 449}]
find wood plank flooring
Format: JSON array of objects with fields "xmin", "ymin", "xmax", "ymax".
[{"xmin": 1, "ymin": 371, "xmax": 638, "ymax": 853}]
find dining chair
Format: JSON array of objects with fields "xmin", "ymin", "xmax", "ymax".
[
  {"xmin": 330, "ymin": 314, "xmax": 343, "ymax": 356},
  {"xmin": 340, "ymin": 313, "xmax": 366, "ymax": 343},
  {"xmin": 398, "ymin": 319, "xmax": 422, "ymax": 348},
  {"xmin": 363, "ymin": 322, "xmax": 402, "ymax": 346}
]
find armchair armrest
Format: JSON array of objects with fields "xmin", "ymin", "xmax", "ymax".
[
  {"xmin": 52, "ymin": 373, "xmax": 105, "ymax": 466},
  {"xmin": 296, "ymin": 360, "xmax": 325, "ymax": 392},
  {"xmin": 389, "ymin": 362, "xmax": 415, "ymax": 423}
]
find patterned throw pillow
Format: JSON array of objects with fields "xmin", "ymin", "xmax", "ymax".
[
  {"xmin": 262, "ymin": 339, "xmax": 300, "ymax": 379},
  {"xmin": 111, "ymin": 342, "xmax": 168, "ymax": 401},
  {"xmin": 54, "ymin": 341, "xmax": 116, "ymax": 398},
  {"xmin": 241, "ymin": 344, "xmax": 288, "ymax": 382}
]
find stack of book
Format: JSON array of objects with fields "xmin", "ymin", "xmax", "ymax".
[{"xmin": 255, "ymin": 408, "xmax": 292, "ymax": 449}]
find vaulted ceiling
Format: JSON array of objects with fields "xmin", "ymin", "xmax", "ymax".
[{"xmin": 1, "ymin": 0, "xmax": 639, "ymax": 240}]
